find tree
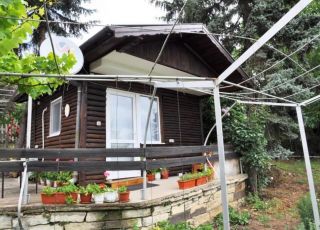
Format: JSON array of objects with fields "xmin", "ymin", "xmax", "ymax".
[
  {"xmin": 0, "ymin": 0, "xmax": 76, "ymax": 98},
  {"xmin": 152, "ymin": 0, "xmax": 320, "ymax": 188},
  {"xmin": 25, "ymin": 0, "xmax": 96, "ymax": 51}
]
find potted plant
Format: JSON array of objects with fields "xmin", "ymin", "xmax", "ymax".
[
  {"xmin": 104, "ymin": 170, "xmax": 112, "ymax": 183},
  {"xmin": 104, "ymin": 187, "xmax": 118, "ymax": 202},
  {"xmin": 45, "ymin": 172, "xmax": 54, "ymax": 187},
  {"xmin": 61, "ymin": 183, "xmax": 78, "ymax": 203},
  {"xmin": 41, "ymin": 186, "xmax": 56, "ymax": 204},
  {"xmin": 155, "ymin": 169, "xmax": 161, "ymax": 180},
  {"xmin": 78, "ymin": 185, "xmax": 93, "ymax": 204},
  {"xmin": 57, "ymin": 171, "xmax": 72, "ymax": 186},
  {"xmin": 91, "ymin": 183, "xmax": 106, "ymax": 204},
  {"xmin": 39, "ymin": 172, "xmax": 46, "ymax": 185},
  {"xmin": 195, "ymin": 172, "xmax": 207, "ymax": 186},
  {"xmin": 204, "ymin": 168, "xmax": 214, "ymax": 181},
  {"xmin": 55, "ymin": 186, "xmax": 67, "ymax": 204},
  {"xmin": 118, "ymin": 186, "xmax": 130, "ymax": 203},
  {"xmin": 147, "ymin": 170, "xmax": 156, "ymax": 181},
  {"xmin": 161, "ymin": 168, "xmax": 169, "ymax": 179},
  {"xmin": 177, "ymin": 173, "xmax": 196, "ymax": 190}
]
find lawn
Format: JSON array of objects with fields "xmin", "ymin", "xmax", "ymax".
[{"xmin": 274, "ymin": 159, "xmax": 320, "ymax": 185}]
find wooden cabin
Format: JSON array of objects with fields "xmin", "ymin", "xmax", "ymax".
[{"xmin": 19, "ymin": 24, "xmax": 248, "ymax": 184}]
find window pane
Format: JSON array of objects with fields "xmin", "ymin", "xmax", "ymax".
[
  {"xmin": 51, "ymin": 99, "xmax": 61, "ymax": 134},
  {"xmin": 140, "ymin": 96, "xmax": 159, "ymax": 142},
  {"xmin": 110, "ymin": 94, "xmax": 134, "ymax": 140}
]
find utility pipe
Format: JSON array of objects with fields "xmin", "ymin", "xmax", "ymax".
[{"xmin": 42, "ymin": 107, "xmax": 48, "ymax": 149}]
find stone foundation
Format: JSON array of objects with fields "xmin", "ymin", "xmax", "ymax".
[{"xmin": 0, "ymin": 174, "xmax": 247, "ymax": 230}]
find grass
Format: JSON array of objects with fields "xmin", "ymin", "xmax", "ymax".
[{"xmin": 273, "ymin": 159, "xmax": 320, "ymax": 184}]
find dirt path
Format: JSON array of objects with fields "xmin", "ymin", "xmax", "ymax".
[{"xmin": 240, "ymin": 165, "xmax": 309, "ymax": 230}]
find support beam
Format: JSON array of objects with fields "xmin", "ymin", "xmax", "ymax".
[
  {"xmin": 154, "ymin": 80, "xmax": 214, "ymax": 89},
  {"xmin": 216, "ymin": 0, "xmax": 312, "ymax": 85},
  {"xmin": 221, "ymin": 97, "xmax": 296, "ymax": 107},
  {"xmin": 296, "ymin": 106, "xmax": 320, "ymax": 230},
  {"xmin": 23, "ymin": 95, "xmax": 32, "ymax": 205},
  {"xmin": 213, "ymin": 84, "xmax": 230, "ymax": 230},
  {"xmin": 300, "ymin": 94, "xmax": 320, "ymax": 106},
  {"xmin": 142, "ymin": 87, "xmax": 158, "ymax": 200}
]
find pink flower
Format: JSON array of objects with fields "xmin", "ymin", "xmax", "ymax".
[{"xmin": 104, "ymin": 170, "xmax": 110, "ymax": 178}]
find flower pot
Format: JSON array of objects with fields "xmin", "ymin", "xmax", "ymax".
[
  {"xmin": 147, "ymin": 174, "xmax": 155, "ymax": 181},
  {"xmin": 196, "ymin": 176, "xmax": 207, "ymax": 186},
  {"xmin": 80, "ymin": 193, "xmax": 92, "ymax": 204},
  {"xmin": 178, "ymin": 179, "xmax": 196, "ymax": 190},
  {"xmin": 41, "ymin": 193, "xmax": 55, "ymax": 204},
  {"xmin": 207, "ymin": 174, "xmax": 214, "ymax": 182},
  {"xmin": 93, "ymin": 193, "xmax": 104, "ymax": 204},
  {"xmin": 104, "ymin": 191, "xmax": 118, "ymax": 202},
  {"xmin": 70, "ymin": 192, "xmax": 78, "ymax": 203},
  {"xmin": 54, "ymin": 192, "xmax": 66, "ymax": 204},
  {"xmin": 53, "ymin": 181, "xmax": 58, "ymax": 188},
  {"xmin": 118, "ymin": 191, "xmax": 130, "ymax": 203},
  {"xmin": 161, "ymin": 171, "xmax": 169, "ymax": 179},
  {"xmin": 155, "ymin": 172, "xmax": 161, "ymax": 180}
]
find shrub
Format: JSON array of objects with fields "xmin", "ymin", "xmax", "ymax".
[
  {"xmin": 246, "ymin": 193, "xmax": 270, "ymax": 211},
  {"xmin": 297, "ymin": 194, "xmax": 318, "ymax": 230},
  {"xmin": 213, "ymin": 207, "xmax": 250, "ymax": 228}
]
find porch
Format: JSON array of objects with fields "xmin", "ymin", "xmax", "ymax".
[{"xmin": 0, "ymin": 174, "xmax": 247, "ymax": 229}]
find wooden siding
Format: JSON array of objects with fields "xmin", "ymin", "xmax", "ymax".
[
  {"xmin": 31, "ymin": 85, "xmax": 77, "ymax": 149},
  {"xmin": 84, "ymin": 82, "xmax": 203, "ymax": 148},
  {"xmin": 125, "ymin": 38, "xmax": 215, "ymax": 78}
]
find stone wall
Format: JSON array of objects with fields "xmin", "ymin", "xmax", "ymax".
[{"xmin": 0, "ymin": 175, "xmax": 247, "ymax": 230}]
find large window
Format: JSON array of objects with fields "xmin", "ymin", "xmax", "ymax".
[
  {"xmin": 49, "ymin": 97, "xmax": 62, "ymax": 136},
  {"xmin": 106, "ymin": 89, "xmax": 161, "ymax": 148}
]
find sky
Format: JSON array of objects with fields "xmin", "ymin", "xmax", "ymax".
[{"xmin": 70, "ymin": 0, "xmax": 166, "ymax": 46}]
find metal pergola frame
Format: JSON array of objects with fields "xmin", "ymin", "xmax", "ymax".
[{"xmin": 2, "ymin": 0, "xmax": 319, "ymax": 229}]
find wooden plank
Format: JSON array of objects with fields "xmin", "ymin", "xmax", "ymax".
[{"xmin": 145, "ymin": 145, "xmax": 217, "ymax": 157}]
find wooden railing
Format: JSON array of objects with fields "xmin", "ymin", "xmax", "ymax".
[{"xmin": 0, "ymin": 145, "xmax": 238, "ymax": 172}]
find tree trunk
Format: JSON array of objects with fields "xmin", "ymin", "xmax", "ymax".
[{"xmin": 247, "ymin": 167, "xmax": 258, "ymax": 193}]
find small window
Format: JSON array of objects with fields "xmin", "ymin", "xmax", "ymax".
[{"xmin": 49, "ymin": 97, "xmax": 62, "ymax": 136}]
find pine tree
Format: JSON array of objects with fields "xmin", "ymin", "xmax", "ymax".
[{"xmin": 26, "ymin": 0, "xmax": 97, "ymax": 51}]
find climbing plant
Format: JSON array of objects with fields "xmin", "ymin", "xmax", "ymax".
[{"xmin": 0, "ymin": 0, "xmax": 76, "ymax": 99}]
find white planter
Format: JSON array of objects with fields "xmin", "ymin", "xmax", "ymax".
[
  {"xmin": 104, "ymin": 191, "xmax": 118, "ymax": 202},
  {"xmin": 39, "ymin": 178, "xmax": 45, "ymax": 185},
  {"xmin": 155, "ymin": 172, "xmax": 161, "ymax": 180},
  {"xmin": 93, "ymin": 193, "xmax": 105, "ymax": 204},
  {"xmin": 45, "ymin": 179, "xmax": 52, "ymax": 187}
]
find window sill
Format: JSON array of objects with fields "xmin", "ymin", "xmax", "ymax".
[{"xmin": 48, "ymin": 132, "xmax": 61, "ymax": 138}]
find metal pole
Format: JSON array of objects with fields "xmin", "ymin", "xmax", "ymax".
[
  {"xmin": 213, "ymin": 84, "xmax": 230, "ymax": 230},
  {"xmin": 296, "ymin": 105, "xmax": 320, "ymax": 230},
  {"xmin": 22, "ymin": 95, "xmax": 32, "ymax": 204},
  {"xmin": 141, "ymin": 87, "xmax": 157, "ymax": 200}
]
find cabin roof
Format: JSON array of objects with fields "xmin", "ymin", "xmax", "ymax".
[{"xmin": 80, "ymin": 23, "xmax": 248, "ymax": 82}]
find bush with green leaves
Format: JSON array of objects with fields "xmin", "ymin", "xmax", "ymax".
[
  {"xmin": 297, "ymin": 194, "xmax": 319, "ymax": 230},
  {"xmin": 213, "ymin": 207, "xmax": 250, "ymax": 228},
  {"xmin": 246, "ymin": 193, "xmax": 270, "ymax": 211},
  {"xmin": 152, "ymin": 221, "xmax": 212, "ymax": 230}
]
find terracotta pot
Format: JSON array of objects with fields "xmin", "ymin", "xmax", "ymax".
[
  {"xmin": 54, "ymin": 192, "xmax": 66, "ymax": 204},
  {"xmin": 161, "ymin": 171, "xmax": 169, "ymax": 179},
  {"xmin": 118, "ymin": 191, "xmax": 130, "ymax": 203},
  {"xmin": 41, "ymin": 193, "xmax": 55, "ymax": 204},
  {"xmin": 207, "ymin": 174, "xmax": 214, "ymax": 182},
  {"xmin": 80, "ymin": 193, "xmax": 92, "ymax": 204},
  {"xmin": 147, "ymin": 174, "xmax": 155, "ymax": 181},
  {"xmin": 196, "ymin": 176, "xmax": 207, "ymax": 186},
  {"xmin": 70, "ymin": 192, "xmax": 78, "ymax": 203},
  {"xmin": 178, "ymin": 179, "xmax": 196, "ymax": 190}
]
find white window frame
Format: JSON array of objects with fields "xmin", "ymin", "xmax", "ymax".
[
  {"xmin": 106, "ymin": 88, "xmax": 162, "ymax": 147},
  {"xmin": 49, "ymin": 96, "xmax": 62, "ymax": 137}
]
